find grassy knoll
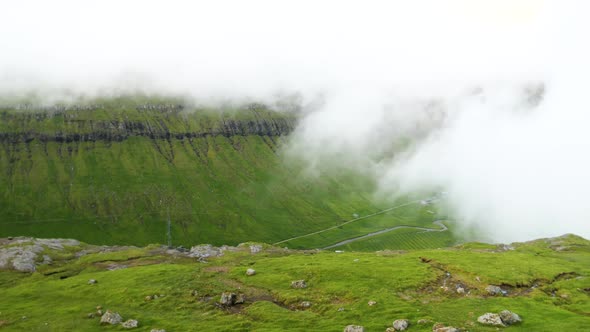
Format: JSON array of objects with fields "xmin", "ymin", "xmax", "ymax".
[{"xmin": 0, "ymin": 234, "xmax": 588, "ymax": 331}]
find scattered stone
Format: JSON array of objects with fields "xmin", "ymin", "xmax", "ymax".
[
  {"xmin": 344, "ymin": 325, "xmax": 365, "ymax": 332},
  {"xmin": 432, "ymin": 323, "xmax": 459, "ymax": 332},
  {"xmin": 121, "ymin": 319, "xmax": 139, "ymax": 329},
  {"xmin": 485, "ymin": 285, "xmax": 503, "ymax": 296},
  {"xmin": 187, "ymin": 244, "xmax": 224, "ymax": 260},
  {"xmin": 249, "ymin": 244, "xmax": 262, "ymax": 254},
  {"xmin": 386, "ymin": 328, "xmax": 396, "ymax": 332},
  {"xmin": 151, "ymin": 330, "xmax": 166, "ymax": 332},
  {"xmin": 41, "ymin": 255, "xmax": 52, "ymax": 265},
  {"xmin": 96, "ymin": 310, "xmax": 103, "ymax": 316},
  {"xmin": 291, "ymin": 280, "xmax": 307, "ymax": 289},
  {"xmin": 100, "ymin": 311, "xmax": 122, "ymax": 325},
  {"xmin": 235, "ymin": 293, "xmax": 245, "ymax": 304},
  {"xmin": 300, "ymin": 301, "xmax": 312, "ymax": 308},
  {"xmin": 499, "ymin": 310, "xmax": 521, "ymax": 325},
  {"xmin": 477, "ymin": 313, "xmax": 505, "ymax": 326},
  {"xmin": 86, "ymin": 313, "xmax": 95, "ymax": 319},
  {"xmin": 219, "ymin": 292, "xmax": 245, "ymax": 306},
  {"xmin": 220, "ymin": 292, "xmax": 237, "ymax": 306},
  {"xmin": 417, "ymin": 319, "xmax": 431, "ymax": 325},
  {"xmin": 337, "ymin": 307, "xmax": 345, "ymax": 312},
  {"xmin": 246, "ymin": 268, "xmax": 256, "ymax": 276},
  {"xmin": 393, "ymin": 319, "xmax": 409, "ymax": 331},
  {"xmin": 88, "ymin": 279, "xmax": 97, "ymax": 285},
  {"xmin": 96, "ymin": 306, "xmax": 102, "ymax": 310},
  {"xmin": 368, "ymin": 300, "xmax": 377, "ymax": 306},
  {"xmin": 456, "ymin": 287, "xmax": 465, "ymax": 294},
  {"xmin": 190, "ymin": 290, "xmax": 198, "ymax": 296},
  {"xmin": 145, "ymin": 295, "xmax": 153, "ymax": 301},
  {"xmin": 475, "ymin": 276, "xmax": 481, "ymax": 282}
]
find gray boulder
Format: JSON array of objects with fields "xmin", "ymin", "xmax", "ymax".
[
  {"xmin": 432, "ymin": 323, "xmax": 459, "ymax": 332},
  {"xmin": 477, "ymin": 313, "xmax": 505, "ymax": 326},
  {"xmin": 499, "ymin": 310, "xmax": 522, "ymax": 325},
  {"xmin": 121, "ymin": 319, "xmax": 138, "ymax": 328},
  {"xmin": 300, "ymin": 301, "xmax": 312, "ymax": 308},
  {"xmin": 485, "ymin": 285, "xmax": 504, "ymax": 295},
  {"xmin": 393, "ymin": 319, "xmax": 409, "ymax": 331},
  {"xmin": 100, "ymin": 311, "xmax": 122, "ymax": 325},
  {"xmin": 220, "ymin": 292, "xmax": 236, "ymax": 306},
  {"xmin": 88, "ymin": 279, "xmax": 98, "ymax": 284},
  {"xmin": 291, "ymin": 280, "xmax": 307, "ymax": 289},
  {"xmin": 246, "ymin": 268, "xmax": 256, "ymax": 276},
  {"xmin": 187, "ymin": 244, "xmax": 224, "ymax": 259},
  {"xmin": 249, "ymin": 244, "xmax": 262, "ymax": 254},
  {"xmin": 344, "ymin": 325, "xmax": 365, "ymax": 332}
]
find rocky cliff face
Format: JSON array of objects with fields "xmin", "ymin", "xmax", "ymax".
[{"xmin": 0, "ymin": 110, "xmax": 296, "ymax": 143}]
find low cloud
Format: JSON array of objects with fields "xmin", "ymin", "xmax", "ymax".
[{"xmin": 2, "ymin": 0, "xmax": 588, "ymax": 241}]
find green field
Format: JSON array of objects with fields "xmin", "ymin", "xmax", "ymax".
[
  {"xmin": 279, "ymin": 201, "xmax": 453, "ymax": 250},
  {"xmin": 0, "ymin": 234, "xmax": 588, "ymax": 331}
]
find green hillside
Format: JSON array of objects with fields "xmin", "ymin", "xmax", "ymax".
[
  {"xmin": 0, "ymin": 234, "xmax": 588, "ymax": 331},
  {"xmin": 0, "ymin": 96, "xmax": 407, "ymax": 247}
]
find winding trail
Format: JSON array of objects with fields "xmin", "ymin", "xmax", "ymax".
[
  {"xmin": 322, "ymin": 220, "xmax": 448, "ymax": 249},
  {"xmin": 273, "ymin": 200, "xmax": 422, "ymax": 246}
]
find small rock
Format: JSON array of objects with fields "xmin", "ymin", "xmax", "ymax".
[
  {"xmin": 344, "ymin": 325, "xmax": 365, "ymax": 332},
  {"xmin": 145, "ymin": 295, "xmax": 153, "ymax": 301},
  {"xmin": 121, "ymin": 319, "xmax": 138, "ymax": 329},
  {"xmin": 368, "ymin": 300, "xmax": 377, "ymax": 306},
  {"xmin": 88, "ymin": 279, "xmax": 98, "ymax": 285},
  {"xmin": 96, "ymin": 306, "xmax": 102, "ymax": 310},
  {"xmin": 235, "ymin": 293, "xmax": 245, "ymax": 304},
  {"xmin": 393, "ymin": 319, "xmax": 409, "ymax": 331},
  {"xmin": 499, "ymin": 310, "xmax": 521, "ymax": 325},
  {"xmin": 291, "ymin": 280, "xmax": 307, "ymax": 289},
  {"xmin": 477, "ymin": 313, "xmax": 505, "ymax": 326},
  {"xmin": 386, "ymin": 328, "xmax": 396, "ymax": 332},
  {"xmin": 96, "ymin": 310, "xmax": 103, "ymax": 316},
  {"xmin": 86, "ymin": 313, "xmax": 95, "ymax": 319},
  {"xmin": 300, "ymin": 301, "xmax": 312, "ymax": 308},
  {"xmin": 485, "ymin": 285, "xmax": 503, "ymax": 295},
  {"xmin": 456, "ymin": 287, "xmax": 465, "ymax": 294},
  {"xmin": 249, "ymin": 244, "xmax": 262, "ymax": 254},
  {"xmin": 337, "ymin": 307, "xmax": 345, "ymax": 312},
  {"xmin": 432, "ymin": 326, "xmax": 459, "ymax": 332},
  {"xmin": 432, "ymin": 323, "xmax": 460, "ymax": 332},
  {"xmin": 190, "ymin": 290, "xmax": 198, "ymax": 296},
  {"xmin": 220, "ymin": 292, "xmax": 237, "ymax": 306},
  {"xmin": 246, "ymin": 268, "xmax": 256, "ymax": 276},
  {"xmin": 151, "ymin": 330, "xmax": 166, "ymax": 332},
  {"xmin": 100, "ymin": 311, "xmax": 122, "ymax": 325}
]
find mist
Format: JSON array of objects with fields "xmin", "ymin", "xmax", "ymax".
[{"xmin": 2, "ymin": 0, "xmax": 589, "ymax": 242}]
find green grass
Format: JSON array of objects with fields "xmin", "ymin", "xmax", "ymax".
[
  {"xmin": 282, "ymin": 203, "xmax": 451, "ymax": 250},
  {"xmin": 0, "ymin": 234, "xmax": 588, "ymax": 331},
  {"xmin": 0, "ymin": 97, "xmax": 399, "ymax": 247}
]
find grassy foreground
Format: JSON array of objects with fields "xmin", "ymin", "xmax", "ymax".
[{"xmin": 0, "ymin": 234, "xmax": 588, "ymax": 331}]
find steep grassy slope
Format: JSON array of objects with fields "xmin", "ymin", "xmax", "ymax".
[
  {"xmin": 0, "ymin": 97, "xmax": 393, "ymax": 247},
  {"xmin": 0, "ymin": 234, "xmax": 588, "ymax": 331}
]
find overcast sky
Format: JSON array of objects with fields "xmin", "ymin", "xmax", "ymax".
[
  {"xmin": 2, "ymin": 0, "xmax": 589, "ymax": 242},
  {"xmin": 1, "ymin": 0, "xmax": 552, "ymax": 96}
]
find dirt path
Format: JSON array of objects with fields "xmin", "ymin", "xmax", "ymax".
[
  {"xmin": 273, "ymin": 199, "xmax": 422, "ymax": 246},
  {"xmin": 322, "ymin": 220, "xmax": 448, "ymax": 249}
]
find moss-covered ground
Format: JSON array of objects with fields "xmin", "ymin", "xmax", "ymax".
[{"xmin": 0, "ymin": 234, "xmax": 588, "ymax": 331}]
